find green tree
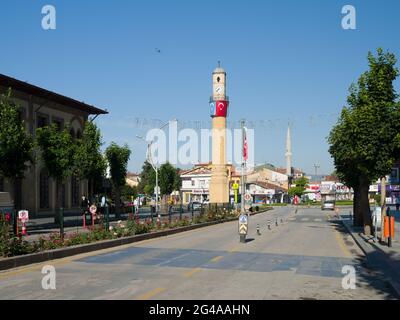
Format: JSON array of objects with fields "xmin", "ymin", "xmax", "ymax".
[
  {"xmin": 74, "ymin": 121, "xmax": 107, "ymax": 197},
  {"xmin": 36, "ymin": 123, "xmax": 76, "ymax": 222},
  {"xmin": 138, "ymin": 161, "xmax": 156, "ymax": 195},
  {"xmin": 105, "ymin": 142, "xmax": 131, "ymax": 215},
  {"xmin": 288, "ymin": 176, "xmax": 309, "ymax": 197},
  {"xmin": 159, "ymin": 162, "xmax": 181, "ymax": 196},
  {"xmin": 328, "ymin": 48, "xmax": 400, "ymax": 235},
  {"xmin": 121, "ymin": 185, "xmax": 138, "ymax": 202},
  {"xmin": 0, "ymin": 90, "xmax": 34, "ymax": 210}
]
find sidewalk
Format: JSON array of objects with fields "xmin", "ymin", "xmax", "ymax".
[{"xmin": 341, "ymin": 213, "xmax": 400, "ymax": 297}]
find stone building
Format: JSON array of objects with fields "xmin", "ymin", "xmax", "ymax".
[{"xmin": 0, "ymin": 73, "xmax": 108, "ymax": 217}]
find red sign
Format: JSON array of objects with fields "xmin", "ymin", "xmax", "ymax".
[{"xmin": 213, "ymin": 100, "xmax": 228, "ymax": 117}]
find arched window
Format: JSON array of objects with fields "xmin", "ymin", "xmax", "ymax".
[
  {"xmin": 76, "ymin": 129, "xmax": 82, "ymax": 140},
  {"xmin": 40, "ymin": 169, "xmax": 50, "ymax": 209},
  {"xmin": 69, "ymin": 128, "xmax": 76, "ymax": 140}
]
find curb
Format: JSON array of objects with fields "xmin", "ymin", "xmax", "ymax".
[
  {"xmin": 341, "ymin": 219, "xmax": 400, "ymax": 298},
  {"xmin": 0, "ymin": 208, "xmax": 272, "ymax": 271}
]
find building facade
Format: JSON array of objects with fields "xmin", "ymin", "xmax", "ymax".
[
  {"xmin": 181, "ymin": 163, "xmax": 240, "ymax": 204},
  {"xmin": 0, "ymin": 74, "xmax": 108, "ymax": 217}
]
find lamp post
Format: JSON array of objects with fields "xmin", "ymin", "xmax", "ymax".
[{"xmin": 136, "ymin": 119, "xmax": 177, "ymax": 221}]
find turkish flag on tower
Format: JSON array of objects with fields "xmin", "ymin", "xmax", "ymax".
[{"xmin": 215, "ymin": 101, "xmax": 228, "ymax": 117}]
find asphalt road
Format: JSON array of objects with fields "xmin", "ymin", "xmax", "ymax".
[{"xmin": 0, "ymin": 207, "xmax": 397, "ymax": 300}]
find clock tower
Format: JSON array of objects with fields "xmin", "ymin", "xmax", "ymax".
[{"xmin": 209, "ymin": 63, "xmax": 229, "ymax": 204}]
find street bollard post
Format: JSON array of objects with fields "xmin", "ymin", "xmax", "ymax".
[{"xmin": 257, "ymin": 224, "xmax": 261, "ymax": 235}]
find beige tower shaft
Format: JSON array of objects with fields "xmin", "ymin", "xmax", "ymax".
[{"xmin": 209, "ymin": 117, "xmax": 229, "ymax": 203}]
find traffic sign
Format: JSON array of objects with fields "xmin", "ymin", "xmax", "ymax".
[
  {"xmin": 89, "ymin": 205, "xmax": 97, "ymax": 214},
  {"xmin": 238, "ymin": 214, "xmax": 248, "ymax": 235},
  {"xmin": 18, "ymin": 210, "xmax": 29, "ymax": 222},
  {"xmin": 239, "ymin": 224, "xmax": 248, "ymax": 235},
  {"xmin": 244, "ymin": 193, "xmax": 252, "ymax": 201},
  {"xmin": 239, "ymin": 214, "xmax": 248, "ymax": 224}
]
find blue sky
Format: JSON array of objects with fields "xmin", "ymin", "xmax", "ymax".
[{"xmin": 1, "ymin": 0, "xmax": 400, "ymax": 174}]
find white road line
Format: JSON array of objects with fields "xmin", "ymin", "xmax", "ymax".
[{"xmin": 301, "ymin": 218, "xmax": 309, "ymax": 221}]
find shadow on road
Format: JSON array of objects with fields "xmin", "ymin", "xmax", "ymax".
[{"xmin": 329, "ymin": 219, "xmax": 399, "ymax": 300}]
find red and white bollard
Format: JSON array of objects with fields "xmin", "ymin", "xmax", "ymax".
[{"xmin": 21, "ymin": 222, "xmax": 27, "ymax": 236}]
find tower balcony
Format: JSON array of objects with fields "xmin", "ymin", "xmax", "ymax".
[{"xmin": 210, "ymin": 95, "xmax": 229, "ymax": 103}]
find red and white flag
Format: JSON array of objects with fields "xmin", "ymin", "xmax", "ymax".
[{"xmin": 243, "ymin": 126, "xmax": 248, "ymax": 162}]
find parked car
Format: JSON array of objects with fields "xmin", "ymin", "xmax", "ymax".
[{"xmin": 321, "ymin": 200, "xmax": 335, "ymax": 210}]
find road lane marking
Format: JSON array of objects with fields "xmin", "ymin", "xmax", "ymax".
[
  {"xmin": 136, "ymin": 287, "xmax": 166, "ymax": 300},
  {"xmin": 228, "ymin": 245, "xmax": 240, "ymax": 253},
  {"xmin": 210, "ymin": 255, "xmax": 223, "ymax": 263},
  {"xmin": 183, "ymin": 268, "xmax": 202, "ymax": 277},
  {"xmin": 301, "ymin": 218, "xmax": 309, "ymax": 221},
  {"xmin": 334, "ymin": 229, "xmax": 352, "ymax": 258},
  {"xmin": 314, "ymin": 218, "xmax": 322, "ymax": 222}
]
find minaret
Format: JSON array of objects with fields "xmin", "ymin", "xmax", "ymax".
[
  {"xmin": 285, "ymin": 124, "xmax": 292, "ymax": 183},
  {"xmin": 209, "ymin": 63, "xmax": 229, "ymax": 204}
]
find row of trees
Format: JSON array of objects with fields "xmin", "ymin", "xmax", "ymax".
[
  {"xmin": 137, "ymin": 161, "xmax": 181, "ymax": 198},
  {"xmin": 328, "ymin": 48, "xmax": 400, "ymax": 235},
  {"xmin": 0, "ymin": 89, "xmax": 131, "ymax": 216}
]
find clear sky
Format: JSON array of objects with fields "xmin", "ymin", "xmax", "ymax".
[{"xmin": 1, "ymin": 0, "xmax": 400, "ymax": 174}]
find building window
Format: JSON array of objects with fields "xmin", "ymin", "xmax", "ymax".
[
  {"xmin": 40, "ymin": 170, "xmax": 50, "ymax": 209},
  {"xmin": 76, "ymin": 129, "xmax": 82, "ymax": 139},
  {"xmin": 53, "ymin": 118, "xmax": 63, "ymax": 131},
  {"xmin": 70, "ymin": 128, "xmax": 76, "ymax": 140},
  {"xmin": 191, "ymin": 180, "xmax": 195, "ymax": 187},
  {"xmin": 37, "ymin": 114, "xmax": 49, "ymax": 128},
  {"xmin": 71, "ymin": 176, "xmax": 80, "ymax": 207}
]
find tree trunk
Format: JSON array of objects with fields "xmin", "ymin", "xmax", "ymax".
[
  {"xmin": 353, "ymin": 186, "xmax": 363, "ymax": 227},
  {"xmin": 90, "ymin": 178, "xmax": 94, "ymax": 199},
  {"xmin": 54, "ymin": 179, "xmax": 62, "ymax": 224},
  {"xmin": 12, "ymin": 178, "xmax": 22, "ymax": 211},
  {"xmin": 359, "ymin": 179, "xmax": 372, "ymax": 236},
  {"xmin": 115, "ymin": 186, "xmax": 121, "ymax": 219}
]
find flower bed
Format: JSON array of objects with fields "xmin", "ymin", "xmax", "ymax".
[{"xmin": 1, "ymin": 210, "xmax": 242, "ymax": 258}]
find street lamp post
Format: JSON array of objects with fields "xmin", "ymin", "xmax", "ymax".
[{"xmin": 136, "ymin": 119, "xmax": 177, "ymax": 222}]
